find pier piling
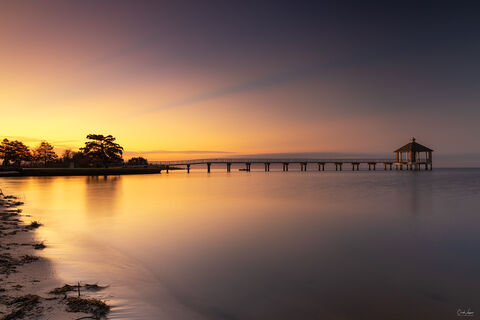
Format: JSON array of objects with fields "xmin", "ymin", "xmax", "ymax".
[{"xmin": 318, "ymin": 163, "xmax": 325, "ymax": 171}]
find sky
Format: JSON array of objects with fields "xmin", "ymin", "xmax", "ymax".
[{"xmin": 1, "ymin": 1, "xmax": 480, "ymax": 163}]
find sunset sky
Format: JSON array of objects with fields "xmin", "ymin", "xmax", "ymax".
[{"xmin": 1, "ymin": 1, "xmax": 479, "ymax": 162}]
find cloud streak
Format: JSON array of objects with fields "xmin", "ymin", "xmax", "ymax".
[
  {"xmin": 1, "ymin": 135, "xmax": 80, "ymax": 145},
  {"xmin": 136, "ymin": 44, "xmax": 409, "ymax": 116},
  {"xmin": 138, "ymin": 67, "xmax": 316, "ymax": 114},
  {"xmin": 124, "ymin": 149, "xmax": 235, "ymax": 156}
]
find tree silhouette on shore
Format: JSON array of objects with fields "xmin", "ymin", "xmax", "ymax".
[
  {"xmin": 127, "ymin": 157, "xmax": 148, "ymax": 166},
  {"xmin": 80, "ymin": 134, "xmax": 124, "ymax": 167},
  {"xmin": 33, "ymin": 141, "xmax": 58, "ymax": 166},
  {"xmin": 0, "ymin": 139, "xmax": 32, "ymax": 167},
  {"xmin": 0, "ymin": 135, "xmax": 127, "ymax": 168}
]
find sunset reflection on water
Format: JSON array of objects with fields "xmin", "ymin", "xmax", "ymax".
[{"xmin": 2, "ymin": 169, "xmax": 480, "ymax": 319}]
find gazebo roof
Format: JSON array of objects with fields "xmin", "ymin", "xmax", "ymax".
[{"xmin": 394, "ymin": 138, "xmax": 433, "ymax": 153}]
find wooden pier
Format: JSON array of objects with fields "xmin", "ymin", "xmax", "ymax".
[{"xmin": 152, "ymin": 138, "xmax": 433, "ymax": 173}]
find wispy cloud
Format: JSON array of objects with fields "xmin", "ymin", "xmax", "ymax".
[
  {"xmin": 1, "ymin": 135, "xmax": 80, "ymax": 145},
  {"xmin": 124, "ymin": 149, "xmax": 235, "ymax": 156},
  {"xmin": 138, "ymin": 67, "xmax": 316, "ymax": 114},
  {"xmin": 134, "ymin": 61, "xmax": 356, "ymax": 115},
  {"xmin": 134, "ymin": 43, "xmax": 422, "ymax": 115}
]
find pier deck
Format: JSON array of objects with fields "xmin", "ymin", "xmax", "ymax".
[
  {"xmin": 150, "ymin": 158, "xmax": 430, "ymax": 173},
  {"xmin": 151, "ymin": 138, "xmax": 433, "ymax": 173}
]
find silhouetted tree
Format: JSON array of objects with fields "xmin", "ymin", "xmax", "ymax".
[
  {"xmin": 71, "ymin": 151, "xmax": 90, "ymax": 168},
  {"xmin": 0, "ymin": 139, "xmax": 32, "ymax": 167},
  {"xmin": 80, "ymin": 134, "xmax": 124, "ymax": 167},
  {"xmin": 61, "ymin": 149, "xmax": 74, "ymax": 167},
  {"xmin": 33, "ymin": 141, "xmax": 58, "ymax": 166},
  {"xmin": 62, "ymin": 149, "xmax": 73, "ymax": 160},
  {"xmin": 127, "ymin": 157, "xmax": 148, "ymax": 166}
]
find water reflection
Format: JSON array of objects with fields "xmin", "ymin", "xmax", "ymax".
[
  {"xmin": 0, "ymin": 170, "xmax": 480, "ymax": 320},
  {"xmin": 408, "ymin": 172, "xmax": 433, "ymax": 216},
  {"xmin": 85, "ymin": 176, "xmax": 121, "ymax": 217}
]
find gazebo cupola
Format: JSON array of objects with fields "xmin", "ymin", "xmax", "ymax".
[{"xmin": 394, "ymin": 137, "xmax": 433, "ymax": 170}]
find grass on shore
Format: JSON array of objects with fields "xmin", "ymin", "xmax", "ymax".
[{"xmin": 66, "ymin": 297, "xmax": 110, "ymax": 318}]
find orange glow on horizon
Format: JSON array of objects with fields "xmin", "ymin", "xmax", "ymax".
[{"xmin": 1, "ymin": 1, "xmax": 468, "ymax": 160}]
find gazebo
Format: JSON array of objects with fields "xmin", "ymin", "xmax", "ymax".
[{"xmin": 394, "ymin": 137, "xmax": 433, "ymax": 170}]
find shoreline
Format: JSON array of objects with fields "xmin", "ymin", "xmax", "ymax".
[
  {"xmin": 0, "ymin": 192, "xmax": 110, "ymax": 319},
  {"xmin": 0, "ymin": 167, "xmax": 163, "ymax": 177}
]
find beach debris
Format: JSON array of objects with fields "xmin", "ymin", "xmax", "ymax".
[
  {"xmin": 50, "ymin": 283, "xmax": 108, "ymax": 295},
  {"xmin": 1, "ymin": 193, "xmax": 111, "ymax": 320},
  {"xmin": 0, "ymin": 253, "xmax": 40, "ymax": 275},
  {"xmin": 66, "ymin": 297, "xmax": 110, "ymax": 318},
  {"xmin": 1, "ymin": 307, "xmax": 26, "ymax": 320},
  {"xmin": 1, "ymin": 201, "xmax": 24, "ymax": 207},
  {"xmin": 4, "ymin": 209, "xmax": 21, "ymax": 214},
  {"xmin": 19, "ymin": 255, "xmax": 39, "ymax": 263},
  {"xmin": 0, "ymin": 253, "xmax": 19, "ymax": 275},
  {"xmin": 1, "ymin": 294, "xmax": 40, "ymax": 320},
  {"xmin": 49, "ymin": 284, "xmax": 76, "ymax": 295},
  {"xmin": 26, "ymin": 221, "xmax": 42, "ymax": 230},
  {"xmin": 33, "ymin": 242, "xmax": 46, "ymax": 250}
]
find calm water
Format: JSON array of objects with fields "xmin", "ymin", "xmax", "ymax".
[{"xmin": 1, "ymin": 168, "xmax": 480, "ymax": 319}]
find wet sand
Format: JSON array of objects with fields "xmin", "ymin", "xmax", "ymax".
[{"xmin": 0, "ymin": 193, "xmax": 110, "ymax": 319}]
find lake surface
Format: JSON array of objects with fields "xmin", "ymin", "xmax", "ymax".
[{"xmin": 1, "ymin": 168, "xmax": 480, "ymax": 319}]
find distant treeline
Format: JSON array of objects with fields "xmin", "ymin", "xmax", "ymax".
[{"xmin": 0, "ymin": 134, "xmax": 148, "ymax": 168}]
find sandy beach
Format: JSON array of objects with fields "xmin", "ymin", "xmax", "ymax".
[{"xmin": 0, "ymin": 192, "xmax": 110, "ymax": 319}]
